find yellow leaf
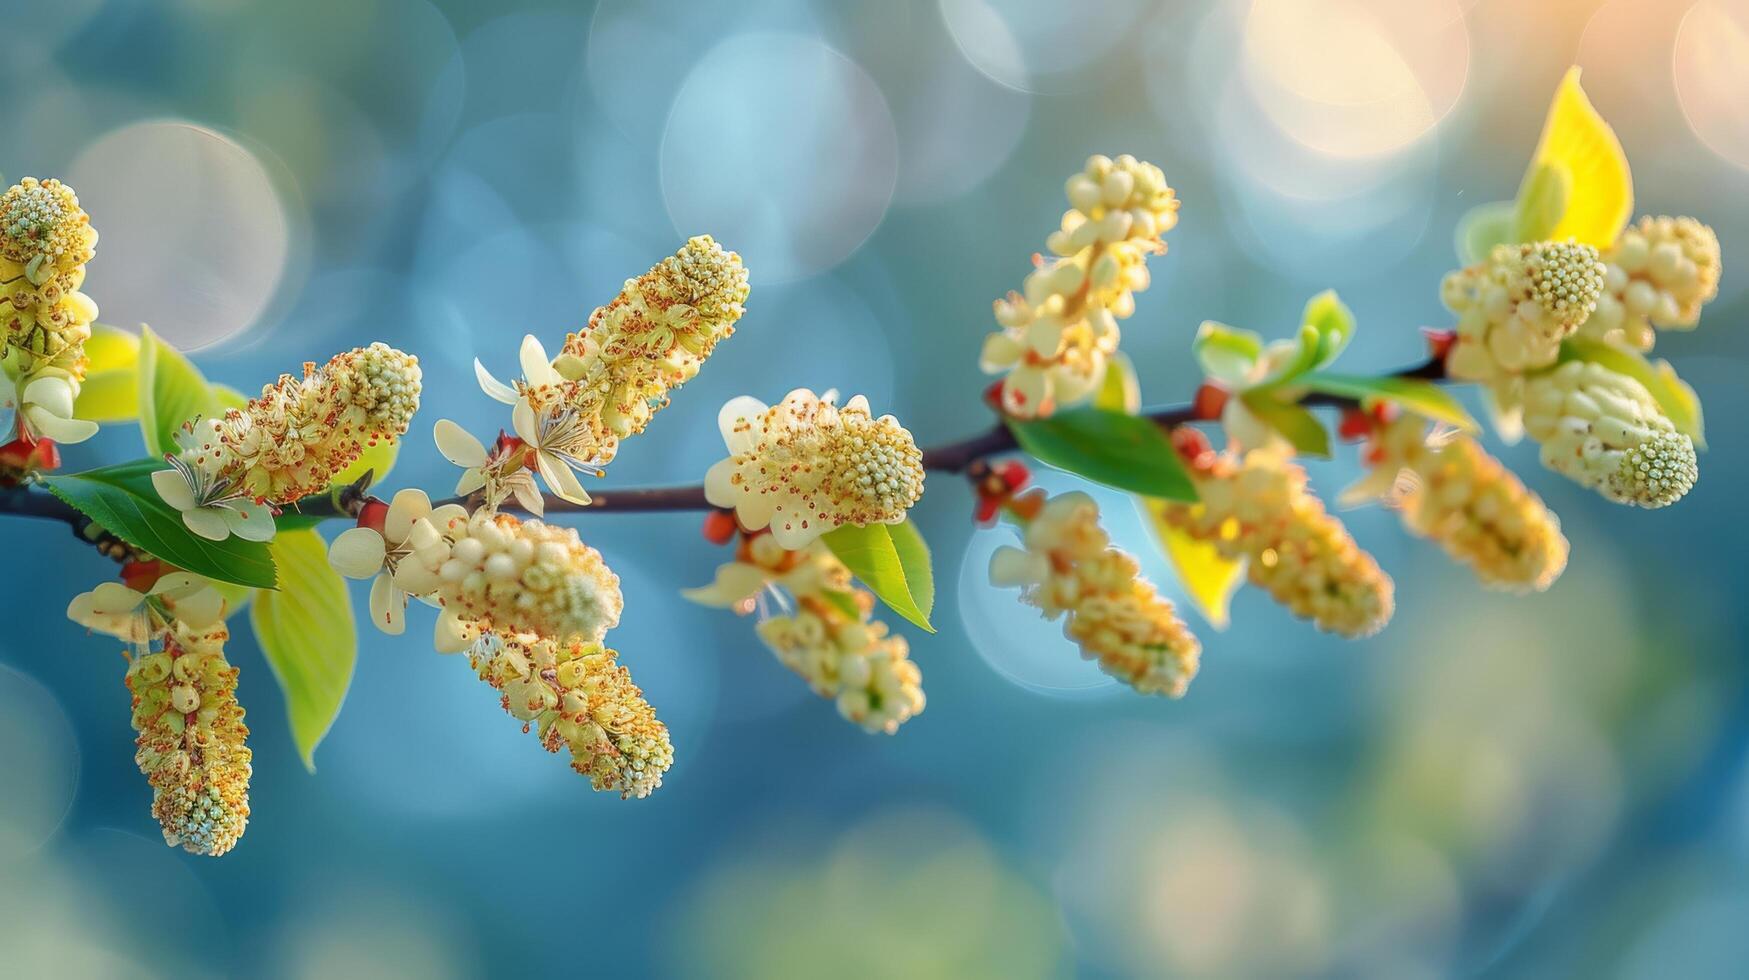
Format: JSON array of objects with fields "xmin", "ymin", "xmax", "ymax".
[
  {"xmin": 211, "ymin": 383, "xmax": 248, "ymax": 412},
  {"xmin": 1141, "ymin": 499, "xmax": 1243, "ymax": 630},
  {"xmin": 1092, "ymin": 351, "xmax": 1141, "ymax": 414},
  {"xmin": 1515, "ymin": 67, "xmax": 1632, "ymax": 247},
  {"xmin": 84, "ymin": 323, "xmax": 140, "ymax": 373},
  {"xmin": 72, "ymin": 369, "xmax": 140, "ymax": 422}
]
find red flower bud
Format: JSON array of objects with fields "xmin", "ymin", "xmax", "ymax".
[
  {"xmin": 1338, "ymin": 408, "xmax": 1373, "ymax": 441},
  {"xmin": 1192, "ymin": 382, "xmax": 1229, "ymax": 421},
  {"xmin": 1421, "ymin": 327, "xmax": 1457, "ymax": 362},
  {"xmin": 121, "ymin": 559, "xmax": 166, "ymax": 594},
  {"xmin": 357, "ymin": 498, "xmax": 390, "ymax": 533},
  {"xmin": 701, "ymin": 509, "xmax": 738, "ymax": 545}
]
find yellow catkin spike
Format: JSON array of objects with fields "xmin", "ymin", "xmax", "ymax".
[
  {"xmin": 417, "ymin": 509, "xmax": 624, "ymax": 646},
  {"xmin": 1522, "ymin": 360, "xmax": 1697, "ymax": 508},
  {"xmin": 1373, "ymin": 418, "xmax": 1569, "ymax": 593},
  {"xmin": 545, "ymin": 235, "xmax": 750, "ymax": 459},
  {"xmin": 178, "ymin": 343, "xmax": 422, "ymax": 504},
  {"xmin": 979, "ymin": 154, "xmax": 1179, "ymax": 418},
  {"xmin": 1442, "ymin": 240, "xmax": 1607, "ymax": 382},
  {"xmin": 989, "ymin": 490, "xmax": 1200, "ymax": 696},
  {"xmin": 125, "ymin": 621, "xmax": 252, "ymax": 856},
  {"xmin": 0, "ymin": 177, "xmax": 98, "ymax": 380},
  {"xmin": 1582, "ymin": 215, "xmax": 1722, "ymax": 350},
  {"xmin": 468, "ymin": 631, "xmax": 672, "ymax": 799},
  {"xmin": 1160, "ymin": 450, "xmax": 1394, "ymax": 638}
]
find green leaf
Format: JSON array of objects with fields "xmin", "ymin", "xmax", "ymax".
[
  {"xmin": 821, "ymin": 520, "xmax": 934, "ymax": 633},
  {"xmin": 211, "ymin": 383, "xmax": 249, "ymax": 412},
  {"xmin": 333, "ymin": 436, "xmax": 400, "ymax": 489},
  {"xmin": 1300, "ymin": 290, "xmax": 1355, "ymax": 370},
  {"xmin": 38, "ymin": 459, "xmax": 278, "ymax": 589},
  {"xmin": 137, "ymin": 325, "xmax": 224, "ymax": 457},
  {"xmin": 1301, "ymin": 373, "xmax": 1478, "ymax": 432},
  {"xmin": 1558, "ymin": 338, "xmax": 1705, "ymax": 448},
  {"xmin": 1454, "ymin": 200, "xmax": 1518, "ymax": 265},
  {"xmin": 74, "ymin": 324, "xmax": 143, "ymax": 423},
  {"xmin": 1241, "ymin": 394, "xmax": 1331, "ymax": 458},
  {"xmin": 1009, "ymin": 407, "xmax": 1197, "ymax": 502},
  {"xmin": 1092, "ymin": 351, "xmax": 1141, "ymax": 414},
  {"xmin": 1140, "ymin": 498, "xmax": 1243, "ymax": 630},
  {"xmin": 251, "ymin": 528, "xmax": 355, "ymax": 771},
  {"xmin": 1192, "ymin": 321, "xmax": 1262, "ymax": 385},
  {"xmin": 1514, "ymin": 163, "xmax": 1569, "ymax": 243}
]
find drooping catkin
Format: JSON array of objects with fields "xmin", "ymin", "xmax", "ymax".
[
  {"xmin": 125, "ymin": 621, "xmax": 252, "ymax": 856},
  {"xmin": 1159, "ymin": 449, "xmax": 1394, "ymax": 638}
]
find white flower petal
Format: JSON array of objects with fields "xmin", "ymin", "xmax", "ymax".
[
  {"xmin": 474, "ymin": 358, "xmax": 520, "ymax": 405},
  {"xmin": 21, "ymin": 376, "xmax": 75, "ymax": 417},
  {"xmin": 391, "ymin": 560, "xmax": 441, "ymax": 598},
  {"xmin": 370, "ymin": 574, "xmax": 407, "ymax": 635},
  {"xmin": 844, "ymin": 394, "xmax": 870, "ymax": 415},
  {"xmin": 519, "ymin": 334, "xmax": 558, "ymax": 388},
  {"xmin": 172, "ymin": 586, "xmax": 227, "ymax": 629},
  {"xmin": 26, "ymin": 409, "xmax": 98, "ymax": 444},
  {"xmin": 510, "ymin": 479, "xmax": 545, "ymax": 516},
  {"xmin": 427, "ymin": 504, "xmax": 469, "ymax": 530},
  {"xmin": 182, "ymin": 507, "xmax": 233, "ymax": 541},
  {"xmin": 511, "ymin": 398, "xmax": 539, "ymax": 445},
  {"xmin": 769, "ymin": 517, "xmax": 822, "ymax": 550},
  {"xmin": 703, "ymin": 458, "xmax": 739, "ymax": 510},
  {"xmin": 454, "ymin": 469, "xmax": 487, "ymax": 496},
  {"xmin": 433, "ymin": 607, "xmax": 477, "ymax": 654},
  {"xmin": 385, "ymin": 488, "xmax": 433, "ymax": 543},
  {"xmin": 224, "ymin": 501, "xmax": 278, "ymax": 542},
  {"xmin": 536, "ymin": 451, "xmax": 591, "ymax": 505},
  {"xmin": 716, "ymin": 396, "xmax": 767, "ymax": 453},
  {"xmin": 680, "ymin": 562, "xmax": 771, "ymax": 608},
  {"xmin": 328, "ymin": 527, "xmax": 388, "ymax": 579},
  {"xmin": 433, "ymin": 419, "xmax": 488, "ymax": 467},
  {"xmin": 148, "ymin": 572, "xmax": 206, "ymax": 600},
  {"xmin": 86, "ymin": 581, "xmax": 149, "ymax": 616},
  {"xmin": 150, "ymin": 469, "xmax": 197, "ymax": 512}
]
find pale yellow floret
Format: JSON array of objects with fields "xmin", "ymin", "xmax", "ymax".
[
  {"xmin": 1522, "ymin": 360, "xmax": 1697, "ymax": 508},
  {"xmin": 1370, "ymin": 417, "xmax": 1569, "ymax": 592},
  {"xmin": 989, "ymin": 491, "xmax": 1200, "ymax": 696},
  {"xmin": 1581, "ymin": 215, "xmax": 1721, "ymax": 350},
  {"xmin": 1443, "ymin": 240, "xmax": 1606, "ymax": 383},
  {"xmin": 418, "ymin": 509, "xmax": 624, "ymax": 645},
  {"xmin": 125, "ymin": 621, "xmax": 251, "ymax": 857},
  {"xmin": 1158, "ymin": 450, "xmax": 1394, "ymax": 638},
  {"xmin": 980, "ymin": 154, "xmax": 1179, "ymax": 418},
  {"xmin": 469, "ymin": 631, "xmax": 672, "ymax": 799}
]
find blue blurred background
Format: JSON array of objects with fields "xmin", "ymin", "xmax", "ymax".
[{"xmin": 2, "ymin": 0, "xmax": 1746, "ymax": 976}]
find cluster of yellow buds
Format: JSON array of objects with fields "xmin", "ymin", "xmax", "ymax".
[
  {"xmin": 125, "ymin": 620, "xmax": 252, "ymax": 856},
  {"xmin": 415, "ymin": 509, "xmax": 624, "ymax": 648},
  {"xmin": 1522, "ymin": 360, "xmax": 1698, "ymax": 508},
  {"xmin": 1160, "ymin": 448, "xmax": 1394, "ymax": 638},
  {"xmin": 176, "ymin": 343, "xmax": 422, "ymax": 504},
  {"xmin": 980, "ymin": 154, "xmax": 1178, "ymax": 418},
  {"xmin": 703, "ymin": 389, "xmax": 925, "ymax": 549},
  {"xmin": 686, "ymin": 532, "xmax": 926, "ymax": 733},
  {"xmin": 1581, "ymin": 216, "xmax": 1721, "ymax": 350},
  {"xmin": 1360, "ymin": 416, "xmax": 1569, "ymax": 592},
  {"xmin": 1442, "ymin": 240, "xmax": 1606, "ymax": 382},
  {"xmin": 989, "ymin": 491, "xmax": 1200, "ymax": 697},
  {"xmin": 468, "ymin": 631, "xmax": 672, "ymax": 798},
  {"xmin": 0, "ymin": 177, "xmax": 100, "ymax": 445}
]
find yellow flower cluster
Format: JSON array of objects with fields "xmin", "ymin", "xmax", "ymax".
[
  {"xmin": 468, "ymin": 631, "xmax": 672, "ymax": 799},
  {"xmin": 989, "ymin": 491, "xmax": 1200, "ymax": 696},
  {"xmin": 125, "ymin": 621, "xmax": 252, "ymax": 857},
  {"xmin": 181, "ymin": 343, "xmax": 422, "ymax": 503},
  {"xmin": 419, "ymin": 509, "xmax": 624, "ymax": 646},
  {"xmin": 1581, "ymin": 216, "xmax": 1721, "ymax": 350},
  {"xmin": 704, "ymin": 389, "xmax": 925, "ymax": 549},
  {"xmin": 1442, "ymin": 240, "xmax": 1606, "ymax": 382},
  {"xmin": 1, "ymin": 177, "xmax": 101, "ymax": 445},
  {"xmin": 980, "ymin": 154, "xmax": 1178, "ymax": 418},
  {"xmin": 1523, "ymin": 360, "xmax": 1698, "ymax": 508},
  {"xmin": 744, "ymin": 543, "xmax": 926, "ymax": 734},
  {"xmin": 1160, "ymin": 449, "xmax": 1394, "ymax": 638},
  {"xmin": 1367, "ymin": 417, "xmax": 1569, "ymax": 592}
]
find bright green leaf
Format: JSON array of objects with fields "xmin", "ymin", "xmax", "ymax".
[
  {"xmin": 821, "ymin": 520, "xmax": 935, "ymax": 633},
  {"xmin": 211, "ymin": 383, "xmax": 248, "ymax": 412},
  {"xmin": 1140, "ymin": 498, "xmax": 1243, "ymax": 629},
  {"xmin": 251, "ymin": 528, "xmax": 355, "ymax": 771},
  {"xmin": 1255, "ymin": 324, "xmax": 1322, "ymax": 392},
  {"xmin": 1454, "ymin": 200, "xmax": 1518, "ymax": 265},
  {"xmin": 85, "ymin": 323, "xmax": 140, "ymax": 373},
  {"xmin": 1559, "ymin": 337, "xmax": 1705, "ymax": 448},
  {"xmin": 1192, "ymin": 321, "xmax": 1262, "ymax": 385},
  {"xmin": 1301, "ymin": 373, "xmax": 1478, "ymax": 432},
  {"xmin": 1009, "ymin": 407, "xmax": 1197, "ymax": 502},
  {"xmin": 1092, "ymin": 351, "xmax": 1141, "ymax": 414},
  {"xmin": 73, "ymin": 368, "xmax": 141, "ymax": 423},
  {"xmin": 1241, "ymin": 394, "xmax": 1331, "ymax": 458},
  {"xmin": 1300, "ymin": 290, "xmax": 1356, "ymax": 370},
  {"xmin": 38, "ymin": 459, "xmax": 278, "ymax": 589},
  {"xmin": 333, "ymin": 436, "xmax": 400, "ymax": 489},
  {"xmin": 137, "ymin": 325, "xmax": 224, "ymax": 458}
]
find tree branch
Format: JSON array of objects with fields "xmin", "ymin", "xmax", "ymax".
[{"xmin": 0, "ymin": 357, "xmax": 1447, "ymax": 535}]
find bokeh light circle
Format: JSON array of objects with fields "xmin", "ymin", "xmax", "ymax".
[
  {"xmin": 68, "ymin": 121, "xmax": 291, "ymax": 351},
  {"xmin": 938, "ymin": 0, "xmax": 1151, "ymax": 93},
  {"xmin": 0, "ymin": 664, "xmax": 79, "ymax": 862},
  {"xmin": 1673, "ymin": 0, "xmax": 1749, "ymax": 170},
  {"xmin": 659, "ymin": 32, "xmax": 899, "ymax": 283}
]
